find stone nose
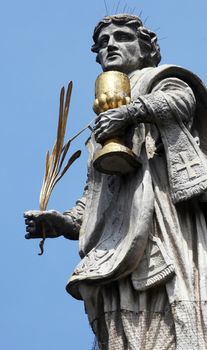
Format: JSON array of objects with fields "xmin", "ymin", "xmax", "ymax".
[{"xmin": 107, "ymin": 36, "xmax": 118, "ymax": 50}]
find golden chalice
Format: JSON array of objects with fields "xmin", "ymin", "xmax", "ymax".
[{"xmin": 93, "ymin": 71, "xmax": 139, "ymax": 174}]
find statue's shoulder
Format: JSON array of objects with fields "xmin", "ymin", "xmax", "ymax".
[
  {"xmin": 136, "ymin": 64, "xmax": 206, "ymax": 95},
  {"xmin": 140, "ymin": 65, "xmax": 207, "ymax": 155}
]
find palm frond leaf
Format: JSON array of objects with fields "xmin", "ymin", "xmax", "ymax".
[
  {"xmin": 54, "ymin": 150, "xmax": 81, "ymax": 187},
  {"xmin": 39, "ymin": 81, "xmax": 80, "ymax": 219}
]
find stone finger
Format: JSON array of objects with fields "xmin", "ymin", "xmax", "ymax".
[
  {"xmin": 96, "ymin": 130, "xmax": 108, "ymax": 143},
  {"xmin": 26, "ymin": 225, "xmax": 36, "ymax": 233},
  {"xmin": 28, "ymin": 220, "xmax": 36, "ymax": 228}
]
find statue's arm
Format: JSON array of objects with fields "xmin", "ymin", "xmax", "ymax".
[
  {"xmin": 94, "ymin": 77, "xmax": 196, "ymax": 143},
  {"xmin": 62, "ymin": 184, "xmax": 88, "ymax": 240},
  {"xmin": 127, "ymin": 77, "xmax": 196, "ymax": 126}
]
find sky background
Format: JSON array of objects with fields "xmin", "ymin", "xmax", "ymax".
[{"xmin": 1, "ymin": 0, "xmax": 207, "ymax": 349}]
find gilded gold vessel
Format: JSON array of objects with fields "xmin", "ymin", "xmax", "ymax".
[{"xmin": 93, "ymin": 71, "xmax": 139, "ymax": 174}]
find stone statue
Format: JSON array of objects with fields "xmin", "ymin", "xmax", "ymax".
[{"xmin": 24, "ymin": 14, "xmax": 207, "ymax": 349}]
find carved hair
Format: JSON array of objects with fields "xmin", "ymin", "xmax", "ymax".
[{"xmin": 91, "ymin": 14, "xmax": 161, "ymax": 68}]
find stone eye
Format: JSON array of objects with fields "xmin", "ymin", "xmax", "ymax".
[
  {"xmin": 99, "ymin": 38, "xmax": 108, "ymax": 48},
  {"xmin": 116, "ymin": 33, "xmax": 133, "ymax": 42}
]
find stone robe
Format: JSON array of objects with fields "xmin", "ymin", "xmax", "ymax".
[{"xmin": 66, "ymin": 65, "xmax": 207, "ymax": 350}]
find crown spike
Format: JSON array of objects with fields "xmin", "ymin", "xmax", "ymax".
[{"xmin": 115, "ymin": 0, "xmax": 121, "ymax": 14}]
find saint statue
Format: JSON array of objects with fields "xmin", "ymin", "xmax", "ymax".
[{"xmin": 24, "ymin": 14, "xmax": 207, "ymax": 349}]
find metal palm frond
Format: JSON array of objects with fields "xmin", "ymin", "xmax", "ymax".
[{"xmin": 38, "ymin": 81, "xmax": 81, "ymax": 255}]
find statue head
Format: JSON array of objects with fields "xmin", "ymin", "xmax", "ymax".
[{"xmin": 91, "ymin": 14, "xmax": 161, "ymax": 74}]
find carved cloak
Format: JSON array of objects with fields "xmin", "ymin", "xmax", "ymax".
[{"xmin": 66, "ymin": 65, "xmax": 207, "ymax": 307}]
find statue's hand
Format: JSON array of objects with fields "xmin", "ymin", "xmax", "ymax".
[
  {"xmin": 24, "ymin": 210, "xmax": 75, "ymax": 239},
  {"xmin": 94, "ymin": 105, "xmax": 131, "ymax": 144}
]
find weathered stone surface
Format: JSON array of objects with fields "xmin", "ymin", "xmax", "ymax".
[{"xmin": 25, "ymin": 13, "xmax": 207, "ymax": 349}]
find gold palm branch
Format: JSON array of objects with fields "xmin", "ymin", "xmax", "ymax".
[{"xmin": 38, "ymin": 81, "xmax": 81, "ymax": 255}]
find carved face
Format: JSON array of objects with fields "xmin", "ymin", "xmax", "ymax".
[{"xmin": 97, "ymin": 23, "xmax": 142, "ymax": 75}]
